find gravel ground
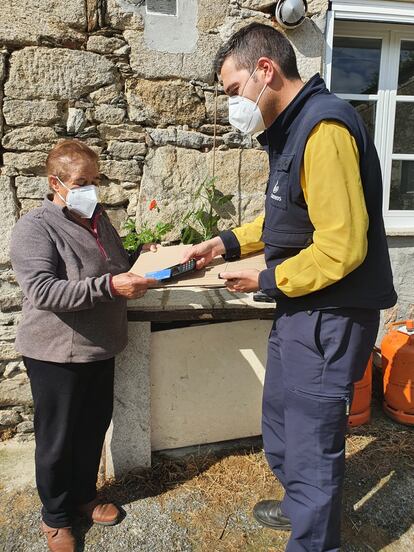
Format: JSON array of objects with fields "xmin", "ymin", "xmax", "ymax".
[{"xmin": 1, "ymin": 393, "xmax": 413, "ymax": 552}]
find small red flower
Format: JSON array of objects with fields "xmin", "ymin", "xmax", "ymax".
[{"xmin": 149, "ymin": 199, "xmax": 157, "ymax": 211}]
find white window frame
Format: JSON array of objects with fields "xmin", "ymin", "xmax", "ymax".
[{"xmin": 325, "ymin": 2, "xmax": 414, "ymax": 231}]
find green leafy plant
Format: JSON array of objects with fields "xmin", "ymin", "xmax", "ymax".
[
  {"xmin": 180, "ymin": 177, "xmax": 234, "ymax": 244},
  {"xmin": 122, "ymin": 199, "xmax": 173, "ymax": 252}
]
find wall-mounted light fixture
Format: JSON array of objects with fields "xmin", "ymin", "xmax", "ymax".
[{"xmin": 275, "ymin": 0, "xmax": 308, "ymax": 29}]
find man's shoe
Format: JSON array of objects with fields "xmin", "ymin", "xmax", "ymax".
[
  {"xmin": 253, "ymin": 500, "xmax": 292, "ymax": 531},
  {"xmin": 41, "ymin": 522, "xmax": 76, "ymax": 552},
  {"xmin": 78, "ymin": 498, "xmax": 120, "ymax": 526}
]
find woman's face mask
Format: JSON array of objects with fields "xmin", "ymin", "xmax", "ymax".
[
  {"xmin": 228, "ymin": 67, "xmax": 267, "ymax": 135},
  {"xmin": 55, "ymin": 176, "xmax": 99, "ymax": 219}
]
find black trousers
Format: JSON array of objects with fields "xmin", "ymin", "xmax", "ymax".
[{"xmin": 23, "ymin": 356, "xmax": 114, "ymax": 528}]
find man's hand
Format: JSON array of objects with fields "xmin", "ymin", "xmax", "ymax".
[
  {"xmin": 181, "ymin": 236, "xmax": 226, "ymax": 269},
  {"xmin": 111, "ymin": 272, "xmax": 157, "ymax": 299},
  {"xmin": 141, "ymin": 243, "xmax": 158, "ymax": 253},
  {"xmin": 220, "ymin": 269, "xmax": 260, "ymax": 293}
]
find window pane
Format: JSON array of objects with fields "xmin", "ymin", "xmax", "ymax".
[
  {"xmin": 398, "ymin": 40, "xmax": 414, "ymax": 95},
  {"xmin": 147, "ymin": 0, "xmax": 177, "ymax": 15},
  {"xmin": 349, "ymin": 100, "xmax": 376, "ymax": 141},
  {"xmin": 331, "ymin": 37, "xmax": 382, "ymax": 94},
  {"xmin": 390, "ymin": 160, "xmax": 414, "ymax": 210},
  {"xmin": 393, "ymin": 102, "xmax": 414, "ymax": 154}
]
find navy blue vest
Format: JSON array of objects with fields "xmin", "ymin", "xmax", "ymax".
[{"xmin": 258, "ymin": 74, "xmax": 397, "ymax": 310}]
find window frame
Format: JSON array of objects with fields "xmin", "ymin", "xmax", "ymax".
[
  {"xmin": 325, "ymin": 7, "xmax": 414, "ymax": 231},
  {"xmin": 329, "ymin": 0, "xmax": 414, "ymax": 25}
]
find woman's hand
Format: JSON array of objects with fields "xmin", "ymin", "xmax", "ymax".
[
  {"xmin": 181, "ymin": 236, "xmax": 226, "ymax": 269},
  {"xmin": 141, "ymin": 243, "xmax": 158, "ymax": 253},
  {"xmin": 220, "ymin": 269, "xmax": 260, "ymax": 293},
  {"xmin": 111, "ymin": 272, "xmax": 157, "ymax": 299}
]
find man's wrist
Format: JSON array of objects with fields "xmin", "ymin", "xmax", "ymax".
[{"xmin": 210, "ymin": 236, "xmax": 226, "ymax": 256}]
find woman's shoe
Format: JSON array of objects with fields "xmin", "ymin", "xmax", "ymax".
[
  {"xmin": 41, "ymin": 522, "xmax": 76, "ymax": 552},
  {"xmin": 78, "ymin": 498, "xmax": 121, "ymax": 526}
]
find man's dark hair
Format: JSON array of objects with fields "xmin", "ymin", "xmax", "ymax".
[{"xmin": 214, "ymin": 23, "xmax": 300, "ymax": 80}]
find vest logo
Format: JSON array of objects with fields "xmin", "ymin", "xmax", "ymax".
[{"xmin": 271, "ymin": 180, "xmax": 282, "ymax": 202}]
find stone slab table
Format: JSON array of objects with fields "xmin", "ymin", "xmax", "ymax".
[{"xmin": 104, "ymin": 287, "xmax": 275, "ymax": 479}]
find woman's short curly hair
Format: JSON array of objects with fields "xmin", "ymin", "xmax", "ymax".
[{"xmin": 46, "ymin": 139, "xmax": 99, "ymax": 178}]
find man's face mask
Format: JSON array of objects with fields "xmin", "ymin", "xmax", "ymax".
[
  {"xmin": 228, "ymin": 67, "xmax": 267, "ymax": 135},
  {"xmin": 55, "ymin": 176, "xmax": 99, "ymax": 219}
]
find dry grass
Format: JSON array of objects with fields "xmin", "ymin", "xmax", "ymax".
[
  {"xmin": 346, "ymin": 417, "xmax": 414, "ymax": 473},
  {"xmin": 178, "ymin": 451, "xmax": 286, "ymax": 552},
  {"xmin": 103, "ymin": 447, "xmax": 289, "ymax": 552}
]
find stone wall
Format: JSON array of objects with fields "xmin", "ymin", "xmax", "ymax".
[{"xmin": 2, "ymin": 1, "xmax": 410, "ymax": 440}]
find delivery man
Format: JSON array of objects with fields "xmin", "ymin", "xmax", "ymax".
[{"xmin": 182, "ymin": 22, "xmax": 397, "ymax": 552}]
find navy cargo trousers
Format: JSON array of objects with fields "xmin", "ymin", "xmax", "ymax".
[{"xmin": 262, "ymin": 307, "xmax": 379, "ymax": 552}]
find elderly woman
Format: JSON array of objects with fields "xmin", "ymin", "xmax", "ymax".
[{"xmin": 10, "ymin": 140, "xmax": 156, "ymax": 552}]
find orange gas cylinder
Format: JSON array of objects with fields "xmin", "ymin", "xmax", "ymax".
[
  {"xmin": 348, "ymin": 356, "xmax": 372, "ymax": 427},
  {"xmin": 381, "ymin": 320, "xmax": 414, "ymax": 425}
]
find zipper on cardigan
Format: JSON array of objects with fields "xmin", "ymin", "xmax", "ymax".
[{"xmin": 91, "ymin": 212, "xmax": 109, "ymax": 260}]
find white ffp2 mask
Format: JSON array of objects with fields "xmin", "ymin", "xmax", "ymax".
[
  {"xmin": 228, "ymin": 68, "xmax": 267, "ymax": 135},
  {"xmin": 55, "ymin": 176, "xmax": 99, "ymax": 219}
]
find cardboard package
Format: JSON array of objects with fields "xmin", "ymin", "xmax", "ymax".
[{"xmin": 130, "ymin": 244, "xmax": 267, "ymax": 288}]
